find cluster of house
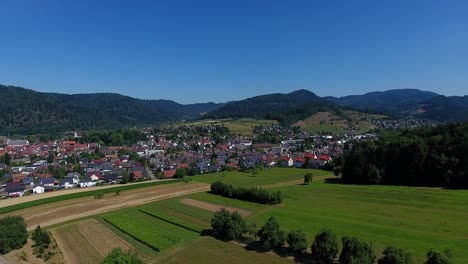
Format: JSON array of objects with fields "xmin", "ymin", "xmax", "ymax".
[
  {"xmin": 0, "ymin": 140, "xmax": 148, "ymax": 198},
  {"xmin": 0, "ymin": 127, "xmax": 363, "ymax": 199}
]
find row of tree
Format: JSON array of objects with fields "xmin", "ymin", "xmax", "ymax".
[
  {"xmin": 337, "ymin": 123, "xmax": 468, "ymax": 188},
  {"xmin": 210, "ymin": 181, "xmax": 283, "ymax": 204},
  {"xmin": 210, "ymin": 210, "xmax": 455, "ymax": 264}
]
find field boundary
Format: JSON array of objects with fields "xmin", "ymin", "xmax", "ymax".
[
  {"xmin": 139, "ymin": 209, "xmax": 201, "ymax": 233},
  {"xmin": 103, "ymin": 218, "xmax": 161, "ymax": 252}
]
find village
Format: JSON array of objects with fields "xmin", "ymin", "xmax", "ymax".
[{"xmin": 0, "ymin": 124, "xmax": 374, "ymax": 199}]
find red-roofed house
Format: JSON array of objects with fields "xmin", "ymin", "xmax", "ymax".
[{"xmin": 163, "ymin": 170, "xmax": 176, "ymax": 178}]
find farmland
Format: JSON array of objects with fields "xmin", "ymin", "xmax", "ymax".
[
  {"xmin": 191, "ymin": 167, "xmax": 332, "ymax": 187},
  {"xmin": 14, "ymin": 167, "xmax": 467, "ymax": 264},
  {"xmin": 170, "ymin": 118, "xmax": 278, "ymax": 136}
]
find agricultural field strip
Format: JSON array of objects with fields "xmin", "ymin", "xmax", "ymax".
[
  {"xmin": 0, "ymin": 178, "xmax": 187, "ymax": 214},
  {"xmin": 104, "ymin": 212, "xmax": 181, "ymax": 252},
  {"xmin": 13, "ymin": 182, "xmax": 210, "ymax": 230},
  {"xmin": 139, "ymin": 209, "xmax": 202, "ymax": 233}
]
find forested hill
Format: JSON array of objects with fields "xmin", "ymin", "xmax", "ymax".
[
  {"xmin": 204, "ymin": 89, "xmax": 342, "ymax": 124},
  {"xmin": 0, "ymin": 85, "xmax": 222, "ymax": 135},
  {"xmin": 325, "ymin": 89, "xmax": 468, "ymax": 121}
]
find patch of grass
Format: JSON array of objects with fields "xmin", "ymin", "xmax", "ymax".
[
  {"xmin": 141, "ymin": 199, "xmax": 213, "ymax": 230},
  {"xmin": 191, "ymin": 168, "xmax": 332, "ymax": 187},
  {"xmin": 102, "ymin": 209, "xmax": 198, "ymax": 253},
  {"xmin": 248, "ymin": 182, "xmax": 468, "ymax": 263},
  {"xmin": 0, "ymin": 179, "xmax": 189, "ymax": 215},
  {"xmin": 154, "ymin": 236, "xmax": 292, "ymax": 264}
]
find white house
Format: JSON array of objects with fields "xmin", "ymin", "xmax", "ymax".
[
  {"xmin": 33, "ymin": 186, "xmax": 45, "ymax": 194},
  {"xmin": 80, "ymin": 178, "xmax": 96, "ymax": 188}
]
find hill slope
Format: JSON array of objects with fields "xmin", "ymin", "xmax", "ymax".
[
  {"xmin": 205, "ymin": 89, "xmax": 340, "ymax": 124},
  {"xmin": 325, "ymin": 89, "xmax": 439, "ymax": 116},
  {"xmin": 0, "ymin": 85, "xmax": 222, "ymax": 134}
]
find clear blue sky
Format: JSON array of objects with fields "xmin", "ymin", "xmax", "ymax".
[{"xmin": 0, "ymin": 0, "xmax": 467, "ymax": 103}]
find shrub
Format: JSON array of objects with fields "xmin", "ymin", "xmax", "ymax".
[
  {"xmin": 32, "ymin": 225, "xmax": 51, "ymax": 248},
  {"xmin": 339, "ymin": 236, "xmax": 376, "ymax": 264},
  {"xmin": 257, "ymin": 217, "xmax": 285, "ymax": 250},
  {"xmin": 378, "ymin": 246, "xmax": 413, "ymax": 264},
  {"xmin": 101, "ymin": 248, "xmax": 143, "ymax": 264},
  {"xmin": 311, "ymin": 229, "xmax": 339, "ymax": 264},
  {"xmin": 425, "ymin": 249, "xmax": 454, "ymax": 264},
  {"xmin": 211, "ymin": 209, "xmax": 248, "ymax": 241},
  {"xmin": 287, "ymin": 229, "xmax": 308, "ymax": 254},
  {"xmin": 0, "ymin": 216, "xmax": 28, "ymax": 254},
  {"xmin": 304, "ymin": 173, "xmax": 313, "ymax": 185},
  {"xmin": 210, "ymin": 181, "xmax": 282, "ymax": 204}
]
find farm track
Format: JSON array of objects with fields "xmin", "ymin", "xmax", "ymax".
[{"xmin": 3, "ymin": 182, "xmax": 210, "ymax": 230}]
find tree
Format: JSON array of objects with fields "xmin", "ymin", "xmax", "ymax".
[
  {"xmin": 47, "ymin": 152, "xmax": 55, "ymax": 164},
  {"xmin": 286, "ymin": 229, "xmax": 308, "ymax": 254},
  {"xmin": 304, "ymin": 173, "xmax": 313, "ymax": 185},
  {"xmin": 378, "ymin": 246, "xmax": 413, "ymax": 264},
  {"xmin": 339, "ymin": 236, "xmax": 376, "ymax": 264},
  {"xmin": 2, "ymin": 153, "xmax": 11, "ymax": 166},
  {"xmin": 257, "ymin": 217, "xmax": 285, "ymax": 250},
  {"xmin": 121, "ymin": 171, "xmax": 130, "ymax": 184},
  {"xmin": 311, "ymin": 229, "xmax": 339, "ymax": 264},
  {"xmin": 175, "ymin": 168, "xmax": 187, "ymax": 178},
  {"xmin": 425, "ymin": 249, "xmax": 454, "ymax": 264},
  {"xmin": 211, "ymin": 209, "xmax": 248, "ymax": 241},
  {"xmin": 0, "ymin": 216, "xmax": 28, "ymax": 254},
  {"xmin": 31, "ymin": 225, "xmax": 51, "ymax": 250},
  {"xmin": 252, "ymin": 167, "xmax": 259, "ymax": 177},
  {"xmin": 101, "ymin": 248, "xmax": 143, "ymax": 264}
]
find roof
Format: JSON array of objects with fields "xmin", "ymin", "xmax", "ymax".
[
  {"xmin": 41, "ymin": 178, "xmax": 56, "ymax": 184},
  {"xmin": 163, "ymin": 170, "xmax": 176, "ymax": 178}
]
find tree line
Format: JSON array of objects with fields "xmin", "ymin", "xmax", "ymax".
[
  {"xmin": 210, "ymin": 209, "xmax": 455, "ymax": 264},
  {"xmin": 210, "ymin": 181, "xmax": 283, "ymax": 204},
  {"xmin": 337, "ymin": 123, "xmax": 468, "ymax": 188}
]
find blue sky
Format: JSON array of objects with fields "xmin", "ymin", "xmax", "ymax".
[{"xmin": 0, "ymin": 0, "xmax": 467, "ymax": 103}]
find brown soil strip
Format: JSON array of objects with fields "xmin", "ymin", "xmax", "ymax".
[
  {"xmin": 2, "ymin": 182, "xmax": 210, "ymax": 230},
  {"xmin": 180, "ymin": 198, "xmax": 251, "ymax": 217}
]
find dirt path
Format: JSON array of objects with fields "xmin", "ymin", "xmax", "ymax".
[
  {"xmin": 0, "ymin": 179, "xmax": 178, "ymax": 208},
  {"xmin": 4, "ymin": 182, "xmax": 210, "ymax": 230},
  {"xmin": 180, "ymin": 198, "xmax": 251, "ymax": 217}
]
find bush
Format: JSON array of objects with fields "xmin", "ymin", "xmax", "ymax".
[
  {"xmin": 210, "ymin": 181, "xmax": 282, "ymax": 204},
  {"xmin": 0, "ymin": 216, "xmax": 28, "ymax": 254},
  {"xmin": 257, "ymin": 217, "xmax": 285, "ymax": 250},
  {"xmin": 101, "ymin": 248, "xmax": 143, "ymax": 264},
  {"xmin": 378, "ymin": 246, "xmax": 413, "ymax": 264},
  {"xmin": 304, "ymin": 173, "xmax": 313, "ymax": 185},
  {"xmin": 339, "ymin": 236, "xmax": 376, "ymax": 264},
  {"xmin": 32, "ymin": 225, "xmax": 51, "ymax": 248},
  {"xmin": 286, "ymin": 229, "xmax": 308, "ymax": 254},
  {"xmin": 311, "ymin": 229, "xmax": 339, "ymax": 264},
  {"xmin": 211, "ymin": 209, "xmax": 248, "ymax": 241},
  {"xmin": 425, "ymin": 249, "xmax": 454, "ymax": 264}
]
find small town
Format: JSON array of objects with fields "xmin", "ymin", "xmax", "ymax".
[{"xmin": 0, "ymin": 124, "xmax": 366, "ymax": 199}]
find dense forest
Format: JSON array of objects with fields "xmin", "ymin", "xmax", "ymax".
[
  {"xmin": 0, "ymin": 85, "xmax": 221, "ymax": 135},
  {"xmin": 205, "ymin": 89, "xmax": 342, "ymax": 125},
  {"xmin": 339, "ymin": 123, "xmax": 468, "ymax": 188}
]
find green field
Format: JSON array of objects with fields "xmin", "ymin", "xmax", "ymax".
[
  {"xmin": 45, "ymin": 167, "xmax": 468, "ymax": 263},
  {"xmin": 171, "ymin": 118, "xmax": 278, "ymax": 136},
  {"xmin": 191, "ymin": 168, "xmax": 332, "ymax": 187},
  {"xmin": 102, "ymin": 208, "xmax": 198, "ymax": 252}
]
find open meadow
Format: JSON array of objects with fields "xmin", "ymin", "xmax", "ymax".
[
  {"xmin": 4, "ymin": 168, "xmax": 467, "ymax": 263},
  {"xmin": 170, "ymin": 118, "xmax": 278, "ymax": 136}
]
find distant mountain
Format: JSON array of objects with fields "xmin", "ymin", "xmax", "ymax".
[
  {"xmin": 205, "ymin": 89, "xmax": 340, "ymax": 124},
  {"xmin": 324, "ymin": 89, "xmax": 439, "ymax": 116},
  {"xmin": 0, "ymin": 85, "xmax": 223, "ymax": 135},
  {"xmin": 324, "ymin": 89, "xmax": 468, "ymax": 122},
  {"xmin": 419, "ymin": 95, "xmax": 468, "ymax": 122}
]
